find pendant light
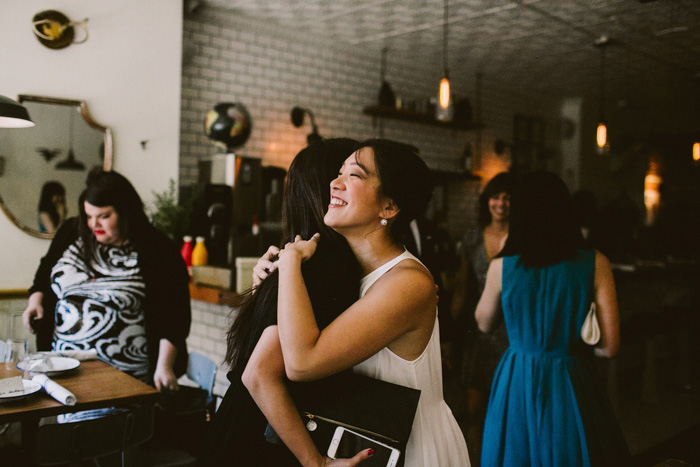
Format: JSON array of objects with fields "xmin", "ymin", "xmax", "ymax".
[
  {"xmin": 436, "ymin": 0, "xmax": 453, "ymax": 121},
  {"xmin": 0, "ymin": 95, "xmax": 34, "ymax": 128},
  {"xmin": 56, "ymin": 108, "xmax": 85, "ymax": 171},
  {"xmin": 595, "ymin": 37, "xmax": 609, "ymax": 153}
]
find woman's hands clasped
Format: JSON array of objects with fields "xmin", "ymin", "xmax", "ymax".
[
  {"xmin": 278, "ymin": 234, "xmax": 320, "ymax": 263},
  {"xmin": 252, "ymin": 234, "xmax": 321, "ymax": 290}
]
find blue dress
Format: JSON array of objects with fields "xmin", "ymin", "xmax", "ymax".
[{"xmin": 481, "ymin": 249, "xmax": 630, "ymax": 467}]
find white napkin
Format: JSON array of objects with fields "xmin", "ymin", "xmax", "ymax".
[{"xmin": 32, "ymin": 374, "xmax": 77, "ymax": 406}]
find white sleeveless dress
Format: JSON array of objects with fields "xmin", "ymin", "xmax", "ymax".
[{"xmin": 353, "ymin": 250, "xmax": 471, "ymax": 467}]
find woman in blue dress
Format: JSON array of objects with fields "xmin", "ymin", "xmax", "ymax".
[{"xmin": 476, "ymin": 171, "xmax": 630, "ymax": 467}]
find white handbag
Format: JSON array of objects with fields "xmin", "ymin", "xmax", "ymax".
[{"xmin": 581, "ymin": 302, "xmax": 601, "ymax": 345}]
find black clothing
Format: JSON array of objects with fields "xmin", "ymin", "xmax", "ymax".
[
  {"xmin": 29, "ymin": 217, "xmax": 191, "ymax": 379},
  {"xmin": 200, "ymin": 235, "xmax": 361, "ymax": 466}
]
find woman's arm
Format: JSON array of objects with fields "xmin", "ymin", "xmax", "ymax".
[
  {"xmin": 592, "ymin": 251, "xmax": 620, "ymax": 358},
  {"xmin": 475, "ymin": 258, "xmax": 503, "ymax": 333},
  {"xmin": 242, "ymin": 326, "xmax": 373, "ymax": 467},
  {"xmin": 277, "ymin": 236, "xmax": 435, "ymax": 381},
  {"xmin": 153, "ymin": 339, "xmax": 179, "ymax": 391},
  {"xmin": 39, "ymin": 211, "xmax": 57, "ymax": 234}
]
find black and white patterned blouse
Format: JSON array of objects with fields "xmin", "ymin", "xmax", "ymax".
[{"xmin": 50, "ymin": 238, "xmax": 149, "ymax": 382}]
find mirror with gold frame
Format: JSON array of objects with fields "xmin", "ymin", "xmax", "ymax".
[{"xmin": 0, "ymin": 95, "xmax": 112, "ymax": 239}]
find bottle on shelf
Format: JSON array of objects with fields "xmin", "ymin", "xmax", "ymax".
[
  {"xmin": 181, "ymin": 235, "xmax": 194, "ymax": 278},
  {"xmin": 192, "ymin": 236, "xmax": 208, "ymax": 267}
]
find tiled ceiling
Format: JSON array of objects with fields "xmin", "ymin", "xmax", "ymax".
[{"xmin": 201, "ymin": 0, "xmax": 700, "ymax": 109}]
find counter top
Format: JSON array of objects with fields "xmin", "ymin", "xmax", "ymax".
[{"xmin": 189, "ymin": 283, "xmax": 243, "ymax": 307}]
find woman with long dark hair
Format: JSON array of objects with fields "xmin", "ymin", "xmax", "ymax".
[
  {"xmin": 38, "ymin": 180, "xmax": 67, "ymax": 234},
  {"xmin": 201, "ymin": 138, "xmax": 365, "ymax": 466},
  {"xmin": 476, "ymin": 171, "xmax": 630, "ymax": 466}
]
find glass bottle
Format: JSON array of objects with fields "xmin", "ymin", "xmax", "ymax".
[
  {"xmin": 192, "ymin": 236, "xmax": 208, "ymax": 267},
  {"xmin": 181, "ymin": 236, "xmax": 193, "ymax": 278}
]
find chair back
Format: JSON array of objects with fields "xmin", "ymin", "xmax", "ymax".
[
  {"xmin": 34, "ymin": 405, "xmax": 154, "ymax": 467},
  {"xmin": 186, "ymin": 351, "xmax": 217, "ymax": 396}
]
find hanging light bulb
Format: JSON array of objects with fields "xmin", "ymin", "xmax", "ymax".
[
  {"xmin": 439, "ymin": 76, "xmax": 450, "ymax": 109},
  {"xmin": 595, "ymin": 37, "xmax": 609, "ymax": 153},
  {"xmin": 693, "ymin": 141, "xmax": 700, "ymax": 161},
  {"xmin": 436, "ymin": 0, "xmax": 454, "ymax": 121},
  {"xmin": 597, "ymin": 122, "xmax": 607, "ymax": 148}
]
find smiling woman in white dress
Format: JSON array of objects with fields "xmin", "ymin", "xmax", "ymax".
[{"xmin": 243, "ymin": 139, "xmax": 471, "ymax": 467}]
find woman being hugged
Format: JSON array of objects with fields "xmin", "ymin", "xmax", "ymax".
[
  {"xmin": 23, "ymin": 169, "xmax": 190, "ymax": 390},
  {"xmin": 201, "ymin": 138, "xmax": 364, "ymax": 466},
  {"xmin": 245, "ymin": 139, "xmax": 470, "ymax": 466},
  {"xmin": 476, "ymin": 171, "xmax": 630, "ymax": 467}
]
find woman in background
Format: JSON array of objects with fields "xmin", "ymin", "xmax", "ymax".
[
  {"xmin": 23, "ymin": 169, "xmax": 190, "ymax": 390},
  {"xmin": 449, "ymin": 171, "xmax": 513, "ymax": 464},
  {"xmin": 201, "ymin": 138, "xmax": 366, "ymax": 466},
  {"xmin": 476, "ymin": 171, "xmax": 630, "ymax": 466},
  {"xmin": 38, "ymin": 180, "xmax": 67, "ymax": 234}
]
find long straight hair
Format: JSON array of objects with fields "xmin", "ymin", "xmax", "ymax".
[
  {"xmin": 38, "ymin": 181, "xmax": 66, "ymax": 228},
  {"xmin": 499, "ymin": 170, "xmax": 584, "ymax": 268},
  {"xmin": 225, "ymin": 139, "xmax": 362, "ymax": 373}
]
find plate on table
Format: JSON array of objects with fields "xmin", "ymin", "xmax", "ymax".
[
  {"xmin": 0, "ymin": 379, "xmax": 42, "ymax": 403},
  {"xmin": 16, "ymin": 356, "xmax": 81, "ymax": 376}
]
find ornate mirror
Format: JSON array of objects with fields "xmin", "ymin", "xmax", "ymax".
[{"xmin": 0, "ymin": 95, "xmax": 112, "ymax": 238}]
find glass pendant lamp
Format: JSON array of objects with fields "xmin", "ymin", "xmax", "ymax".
[{"xmin": 436, "ymin": 0, "xmax": 454, "ymax": 122}]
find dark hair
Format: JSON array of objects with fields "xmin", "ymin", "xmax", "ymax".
[
  {"xmin": 38, "ymin": 181, "xmax": 66, "ymax": 228},
  {"xmin": 357, "ymin": 139, "xmax": 432, "ymax": 243},
  {"xmin": 478, "ymin": 172, "xmax": 514, "ymax": 227},
  {"xmin": 225, "ymin": 138, "xmax": 362, "ymax": 373},
  {"xmin": 78, "ymin": 169, "xmax": 151, "ymax": 266},
  {"xmin": 499, "ymin": 170, "xmax": 584, "ymax": 268}
]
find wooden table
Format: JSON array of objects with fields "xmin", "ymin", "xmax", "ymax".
[{"xmin": 0, "ymin": 360, "xmax": 159, "ymax": 424}]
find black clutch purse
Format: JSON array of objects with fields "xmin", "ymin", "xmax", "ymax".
[{"xmin": 265, "ymin": 371, "xmax": 420, "ymax": 466}]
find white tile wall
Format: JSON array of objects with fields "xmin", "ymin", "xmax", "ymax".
[
  {"xmin": 180, "ymin": 6, "xmax": 562, "ymax": 227},
  {"xmin": 187, "ymin": 299, "xmax": 237, "ymax": 398}
]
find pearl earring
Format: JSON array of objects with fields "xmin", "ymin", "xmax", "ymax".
[{"xmin": 380, "ymin": 218, "xmax": 388, "ymax": 226}]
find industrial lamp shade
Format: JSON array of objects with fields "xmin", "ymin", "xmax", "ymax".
[{"xmin": 0, "ymin": 95, "xmax": 35, "ymax": 128}]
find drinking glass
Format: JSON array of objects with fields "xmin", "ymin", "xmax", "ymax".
[{"xmin": 3, "ymin": 339, "xmax": 28, "ymax": 370}]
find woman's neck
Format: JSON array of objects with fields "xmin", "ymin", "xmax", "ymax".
[
  {"xmin": 486, "ymin": 219, "xmax": 509, "ymax": 235},
  {"xmin": 344, "ymin": 232, "xmax": 404, "ymax": 276}
]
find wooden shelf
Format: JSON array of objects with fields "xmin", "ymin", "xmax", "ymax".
[
  {"xmin": 363, "ymin": 105, "xmax": 482, "ymax": 131},
  {"xmin": 189, "ymin": 283, "xmax": 243, "ymax": 307}
]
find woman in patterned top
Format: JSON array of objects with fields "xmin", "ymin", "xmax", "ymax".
[{"xmin": 22, "ymin": 169, "xmax": 191, "ymax": 391}]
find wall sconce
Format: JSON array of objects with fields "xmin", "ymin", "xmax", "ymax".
[
  {"xmin": 0, "ymin": 95, "xmax": 34, "ymax": 128},
  {"xmin": 290, "ymin": 106, "xmax": 322, "ymax": 145},
  {"xmin": 32, "ymin": 10, "xmax": 88, "ymax": 50}
]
